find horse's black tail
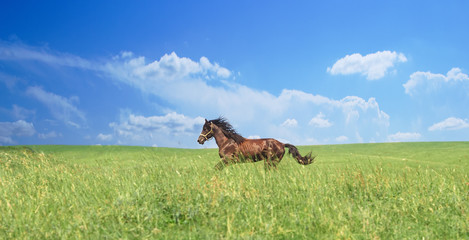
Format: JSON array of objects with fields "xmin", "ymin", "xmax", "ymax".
[{"xmin": 285, "ymin": 144, "xmax": 315, "ymax": 165}]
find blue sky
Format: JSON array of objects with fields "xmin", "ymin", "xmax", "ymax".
[{"xmin": 1, "ymin": 1, "xmax": 468, "ymax": 148}]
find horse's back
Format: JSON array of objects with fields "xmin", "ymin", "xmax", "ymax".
[
  {"xmin": 240, "ymin": 138, "xmax": 285, "ymax": 158},
  {"xmin": 245, "ymin": 138, "xmax": 283, "ymax": 144}
]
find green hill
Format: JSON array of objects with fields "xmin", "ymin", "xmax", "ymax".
[{"xmin": 1, "ymin": 142, "xmax": 468, "ymax": 239}]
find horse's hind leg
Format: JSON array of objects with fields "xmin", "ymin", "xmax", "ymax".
[
  {"xmin": 265, "ymin": 159, "xmax": 278, "ymax": 170},
  {"xmin": 263, "ymin": 149, "xmax": 279, "ymax": 170},
  {"xmin": 264, "ymin": 157, "xmax": 280, "ymax": 170},
  {"xmin": 276, "ymin": 150, "xmax": 285, "ymax": 164}
]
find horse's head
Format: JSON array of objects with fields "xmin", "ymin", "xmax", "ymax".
[{"xmin": 197, "ymin": 119, "xmax": 214, "ymax": 144}]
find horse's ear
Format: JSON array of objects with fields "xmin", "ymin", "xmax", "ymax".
[{"xmin": 205, "ymin": 119, "xmax": 208, "ymax": 123}]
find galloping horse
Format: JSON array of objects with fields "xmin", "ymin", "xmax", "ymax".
[{"xmin": 197, "ymin": 117, "xmax": 315, "ymax": 170}]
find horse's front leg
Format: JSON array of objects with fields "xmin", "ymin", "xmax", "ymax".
[
  {"xmin": 214, "ymin": 154, "xmax": 237, "ymax": 170},
  {"xmin": 214, "ymin": 157, "xmax": 228, "ymax": 170}
]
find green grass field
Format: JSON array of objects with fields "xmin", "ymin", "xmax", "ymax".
[{"xmin": 1, "ymin": 142, "xmax": 468, "ymax": 239}]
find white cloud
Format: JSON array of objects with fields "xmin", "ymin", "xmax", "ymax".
[
  {"xmin": 38, "ymin": 131, "xmax": 61, "ymax": 139},
  {"xmin": 335, "ymin": 135, "xmax": 348, "ymax": 142},
  {"xmin": 0, "ymin": 104, "xmax": 36, "ymax": 120},
  {"xmin": 12, "ymin": 105, "xmax": 35, "ymax": 119},
  {"xmin": 104, "ymin": 51, "xmax": 230, "ymax": 85},
  {"xmin": 428, "ymin": 117, "xmax": 469, "ymax": 131},
  {"xmin": 327, "ymin": 50, "xmax": 407, "ymax": 80},
  {"xmin": 0, "ymin": 41, "xmax": 94, "ymax": 70},
  {"xmin": 109, "ymin": 112, "xmax": 205, "ymax": 146},
  {"xmin": 119, "ymin": 51, "xmax": 134, "ymax": 58},
  {"xmin": 200, "ymin": 56, "xmax": 231, "ymax": 78},
  {"xmin": 122, "ymin": 112, "xmax": 204, "ymax": 134},
  {"xmin": 97, "ymin": 133, "xmax": 113, "ymax": 141},
  {"xmin": 0, "ymin": 120, "xmax": 36, "ymax": 144},
  {"xmin": 387, "ymin": 132, "xmax": 421, "ymax": 142},
  {"xmin": 104, "ymin": 52, "xmax": 279, "ymax": 122},
  {"xmin": 278, "ymin": 91, "xmax": 389, "ymax": 126},
  {"xmin": 0, "ymin": 42, "xmax": 392, "ymax": 146},
  {"xmin": 403, "ymin": 68, "xmax": 469, "ymax": 95},
  {"xmin": 102, "ymin": 55, "xmax": 391, "ymax": 145},
  {"xmin": 281, "ymin": 118, "xmax": 298, "ymax": 127},
  {"xmin": 0, "ymin": 71, "xmax": 20, "ymax": 90},
  {"xmin": 0, "ymin": 136, "xmax": 14, "ymax": 144},
  {"xmin": 309, "ymin": 112, "xmax": 333, "ymax": 128},
  {"xmin": 272, "ymin": 91, "xmax": 389, "ymax": 145},
  {"xmin": 26, "ymin": 86, "xmax": 85, "ymax": 128},
  {"xmin": 247, "ymin": 135, "xmax": 261, "ymax": 139}
]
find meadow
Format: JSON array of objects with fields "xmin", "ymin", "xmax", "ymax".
[{"xmin": 0, "ymin": 142, "xmax": 468, "ymax": 239}]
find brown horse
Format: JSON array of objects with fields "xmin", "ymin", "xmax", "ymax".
[{"xmin": 197, "ymin": 117, "xmax": 315, "ymax": 170}]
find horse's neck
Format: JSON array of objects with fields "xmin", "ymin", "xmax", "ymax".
[{"xmin": 212, "ymin": 125, "xmax": 232, "ymax": 148}]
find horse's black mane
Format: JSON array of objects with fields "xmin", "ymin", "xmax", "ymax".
[{"xmin": 210, "ymin": 117, "xmax": 246, "ymax": 144}]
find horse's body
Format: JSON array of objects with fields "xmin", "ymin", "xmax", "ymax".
[{"xmin": 197, "ymin": 118, "xmax": 315, "ymax": 170}]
